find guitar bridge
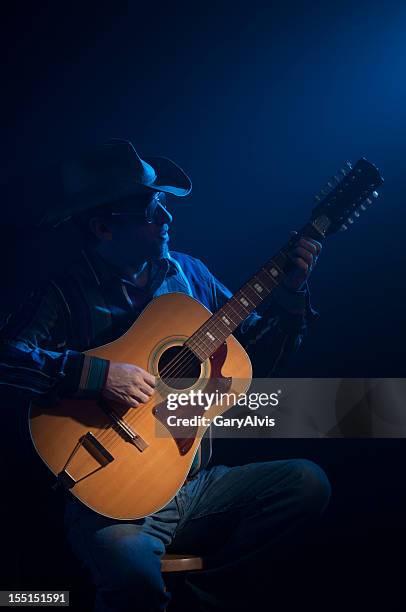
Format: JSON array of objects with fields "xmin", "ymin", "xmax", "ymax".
[
  {"xmin": 55, "ymin": 432, "xmax": 115, "ymax": 490},
  {"xmin": 99, "ymin": 400, "xmax": 149, "ymax": 452}
]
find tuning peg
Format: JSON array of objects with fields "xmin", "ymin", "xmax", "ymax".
[
  {"xmin": 354, "ymin": 210, "xmax": 360, "ymax": 218},
  {"xmin": 365, "ymin": 198, "xmax": 373, "ymax": 205},
  {"xmin": 340, "ymin": 161, "xmax": 352, "ymax": 176},
  {"xmin": 347, "ymin": 217, "xmax": 354, "ymax": 224},
  {"xmin": 315, "ymin": 188, "xmax": 328, "ymax": 200},
  {"xmin": 372, "ymin": 191, "xmax": 379, "ymax": 198},
  {"xmin": 341, "ymin": 224, "xmax": 348, "ymax": 231},
  {"xmin": 360, "ymin": 204, "xmax": 366, "ymax": 211}
]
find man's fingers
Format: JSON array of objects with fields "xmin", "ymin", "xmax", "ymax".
[
  {"xmin": 290, "ymin": 232, "xmax": 322, "ymax": 255},
  {"xmin": 131, "ymin": 389, "xmax": 151, "ymax": 404},
  {"xmin": 292, "ymin": 257, "xmax": 309, "ymax": 272},
  {"xmin": 292, "ymin": 247, "xmax": 314, "ymax": 266},
  {"xmin": 297, "ymin": 237, "xmax": 322, "ymax": 255},
  {"xmin": 143, "ymin": 371, "xmax": 156, "ymax": 387},
  {"xmin": 126, "ymin": 396, "xmax": 140, "ymax": 407},
  {"xmin": 139, "ymin": 384, "xmax": 155, "ymax": 397}
]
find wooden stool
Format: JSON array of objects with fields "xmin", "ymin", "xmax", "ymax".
[
  {"xmin": 161, "ymin": 553, "xmax": 204, "ymax": 573},
  {"xmin": 161, "ymin": 553, "xmax": 204, "ymax": 610}
]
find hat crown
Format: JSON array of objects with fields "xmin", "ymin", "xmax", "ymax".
[{"xmin": 62, "ymin": 139, "xmax": 157, "ymax": 195}]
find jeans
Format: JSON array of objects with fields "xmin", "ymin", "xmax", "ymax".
[{"xmin": 64, "ymin": 459, "xmax": 331, "ymax": 611}]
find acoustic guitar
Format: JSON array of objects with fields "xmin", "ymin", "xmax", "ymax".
[{"xmin": 29, "ymin": 158, "xmax": 383, "ymax": 519}]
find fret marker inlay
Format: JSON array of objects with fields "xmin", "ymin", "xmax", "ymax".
[
  {"xmin": 239, "ymin": 297, "xmax": 249, "ymax": 307},
  {"xmin": 253, "ymin": 283, "xmax": 263, "ymax": 293},
  {"xmin": 206, "ymin": 331, "xmax": 215, "ymax": 342},
  {"xmin": 270, "ymin": 268, "xmax": 279, "ymax": 277}
]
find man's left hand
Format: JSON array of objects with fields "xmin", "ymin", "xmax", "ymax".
[{"xmin": 283, "ymin": 232, "xmax": 322, "ymax": 292}]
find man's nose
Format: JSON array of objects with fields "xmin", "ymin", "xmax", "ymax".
[{"xmin": 155, "ymin": 203, "xmax": 173, "ymax": 225}]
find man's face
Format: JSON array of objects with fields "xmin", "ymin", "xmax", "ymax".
[{"xmin": 94, "ymin": 192, "xmax": 174, "ymax": 266}]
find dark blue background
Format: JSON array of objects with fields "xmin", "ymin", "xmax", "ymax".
[{"xmin": 1, "ymin": 1, "xmax": 405, "ymax": 608}]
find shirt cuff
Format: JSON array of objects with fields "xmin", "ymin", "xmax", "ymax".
[
  {"xmin": 271, "ymin": 284, "xmax": 307, "ymax": 315},
  {"xmin": 76, "ymin": 355, "xmax": 110, "ymax": 397},
  {"xmin": 53, "ymin": 351, "xmax": 109, "ymax": 401}
]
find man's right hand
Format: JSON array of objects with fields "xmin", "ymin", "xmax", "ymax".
[{"xmin": 101, "ymin": 362, "xmax": 156, "ymax": 409}]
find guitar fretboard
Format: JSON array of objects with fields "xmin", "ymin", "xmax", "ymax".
[{"xmin": 184, "ymin": 221, "xmax": 324, "ymax": 362}]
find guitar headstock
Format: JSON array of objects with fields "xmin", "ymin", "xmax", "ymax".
[{"xmin": 310, "ymin": 158, "xmax": 384, "ymax": 236}]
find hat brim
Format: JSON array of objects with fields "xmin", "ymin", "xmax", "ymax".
[
  {"xmin": 143, "ymin": 156, "xmax": 192, "ymax": 197},
  {"xmin": 39, "ymin": 154, "xmax": 192, "ymax": 227}
]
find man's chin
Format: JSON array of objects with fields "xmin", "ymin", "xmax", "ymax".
[{"xmin": 151, "ymin": 241, "xmax": 169, "ymax": 260}]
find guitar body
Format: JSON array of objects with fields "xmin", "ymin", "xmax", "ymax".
[{"xmin": 29, "ymin": 293, "xmax": 252, "ymax": 520}]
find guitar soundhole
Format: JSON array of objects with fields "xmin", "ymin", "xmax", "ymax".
[{"xmin": 158, "ymin": 345, "xmax": 201, "ymax": 390}]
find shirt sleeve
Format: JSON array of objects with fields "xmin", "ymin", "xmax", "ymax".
[
  {"xmin": 0, "ymin": 284, "xmax": 109, "ymax": 404},
  {"xmin": 204, "ymin": 265, "xmax": 318, "ymax": 377}
]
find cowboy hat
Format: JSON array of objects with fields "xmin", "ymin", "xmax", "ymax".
[{"xmin": 39, "ymin": 139, "xmax": 192, "ymax": 226}]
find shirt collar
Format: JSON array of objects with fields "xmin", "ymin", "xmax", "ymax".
[{"xmin": 81, "ymin": 248, "xmax": 178, "ymax": 290}]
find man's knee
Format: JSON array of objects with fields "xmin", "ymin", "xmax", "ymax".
[
  {"xmin": 290, "ymin": 459, "xmax": 331, "ymax": 516},
  {"xmin": 103, "ymin": 538, "xmax": 167, "ymax": 605},
  {"xmin": 67, "ymin": 520, "xmax": 169, "ymax": 612}
]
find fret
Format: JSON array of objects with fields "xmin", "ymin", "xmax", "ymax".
[
  {"xmin": 222, "ymin": 302, "xmax": 242, "ymax": 325},
  {"xmin": 227, "ymin": 298, "xmax": 247, "ymax": 321},
  {"xmin": 200, "ymin": 332, "xmax": 218, "ymax": 352},
  {"xmin": 196, "ymin": 322, "xmax": 224, "ymax": 346},
  {"xmin": 231, "ymin": 294, "xmax": 251, "ymax": 315},
  {"xmin": 206, "ymin": 303, "xmax": 245, "ymax": 342},
  {"xmin": 204, "ymin": 330, "xmax": 217, "ymax": 343},
  {"xmin": 249, "ymin": 279, "xmax": 268, "ymax": 298},
  {"xmin": 272, "ymin": 251, "xmax": 289, "ymax": 270},
  {"xmin": 188, "ymin": 330, "xmax": 214, "ymax": 354},
  {"xmin": 210, "ymin": 316, "xmax": 231, "ymax": 338},
  {"xmin": 219, "ymin": 311, "xmax": 236, "ymax": 328},
  {"xmin": 252, "ymin": 272, "xmax": 273, "ymax": 294},
  {"xmin": 235, "ymin": 289, "xmax": 257, "ymax": 310},
  {"xmin": 200, "ymin": 319, "xmax": 227, "ymax": 343},
  {"xmin": 264, "ymin": 262, "xmax": 282, "ymax": 278},
  {"xmin": 239, "ymin": 283, "xmax": 263, "ymax": 306},
  {"xmin": 262, "ymin": 267, "xmax": 279, "ymax": 284},
  {"xmin": 187, "ymin": 334, "xmax": 207, "ymax": 355},
  {"xmin": 187, "ymin": 341, "xmax": 206, "ymax": 362}
]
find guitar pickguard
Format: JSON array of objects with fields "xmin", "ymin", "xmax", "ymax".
[{"xmin": 152, "ymin": 342, "xmax": 232, "ymax": 455}]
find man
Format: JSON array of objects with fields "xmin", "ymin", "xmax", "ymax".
[{"xmin": 0, "ymin": 140, "xmax": 330, "ymax": 611}]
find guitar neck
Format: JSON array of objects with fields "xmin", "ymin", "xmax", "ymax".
[{"xmin": 185, "ymin": 220, "xmax": 326, "ymax": 363}]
